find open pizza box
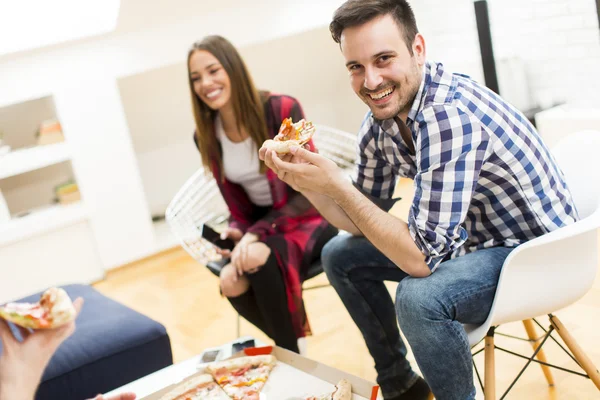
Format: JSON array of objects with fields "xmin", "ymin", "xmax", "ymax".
[{"xmin": 141, "ymin": 345, "xmax": 380, "ymax": 400}]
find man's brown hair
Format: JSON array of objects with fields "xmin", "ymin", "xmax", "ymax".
[{"xmin": 329, "ymin": 0, "xmax": 419, "ymax": 54}]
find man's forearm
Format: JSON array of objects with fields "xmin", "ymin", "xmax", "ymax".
[
  {"xmin": 334, "ymin": 184, "xmax": 430, "ymax": 277},
  {"xmin": 302, "ymin": 190, "xmax": 362, "ymax": 235}
]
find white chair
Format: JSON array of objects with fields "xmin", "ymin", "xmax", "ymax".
[
  {"xmin": 165, "ymin": 168, "xmax": 230, "ymax": 266},
  {"xmin": 165, "ymin": 125, "xmax": 359, "ymax": 338},
  {"xmin": 465, "ymin": 130, "xmax": 600, "ymax": 399}
]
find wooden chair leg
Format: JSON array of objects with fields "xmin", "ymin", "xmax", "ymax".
[
  {"xmin": 549, "ymin": 314, "xmax": 600, "ymax": 390},
  {"xmin": 485, "ymin": 328, "xmax": 496, "ymax": 400},
  {"xmin": 522, "ymin": 319, "xmax": 555, "ymax": 386}
]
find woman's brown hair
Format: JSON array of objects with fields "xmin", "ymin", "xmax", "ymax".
[{"xmin": 187, "ymin": 35, "xmax": 269, "ymax": 175}]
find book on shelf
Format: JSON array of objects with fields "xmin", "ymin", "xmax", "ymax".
[
  {"xmin": 36, "ymin": 118, "xmax": 65, "ymax": 146},
  {"xmin": 54, "ymin": 181, "xmax": 81, "ymax": 205}
]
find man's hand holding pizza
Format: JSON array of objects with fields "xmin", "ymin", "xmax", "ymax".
[{"xmin": 261, "ymin": 145, "xmax": 351, "ymax": 199}]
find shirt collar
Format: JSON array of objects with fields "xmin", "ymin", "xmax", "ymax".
[{"xmin": 407, "ymin": 62, "xmax": 431, "ymax": 124}]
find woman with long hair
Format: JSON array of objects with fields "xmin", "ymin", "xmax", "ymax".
[{"xmin": 187, "ymin": 35, "xmax": 337, "ymax": 352}]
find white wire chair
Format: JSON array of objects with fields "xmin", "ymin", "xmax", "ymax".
[
  {"xmin": 165, "ymin": 168, "xmax": 229, "ymax": 266},
  {"xmin": 312, "ymin": 124, "xmax": 357, "ymax": 172}
]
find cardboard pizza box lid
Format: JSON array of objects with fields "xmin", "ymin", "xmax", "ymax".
[{"xmin": 141, "ymin": 345, "xmax": 379, "ymax": 400}]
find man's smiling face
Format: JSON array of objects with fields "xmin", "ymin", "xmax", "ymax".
[{"xmin": 341, "ymin": 13, "xmax": 425, "ymax": 120}]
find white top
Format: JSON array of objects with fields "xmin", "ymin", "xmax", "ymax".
[{"xmin": 216, "ymin": 117, "xmax": 273, "ymax": 207}]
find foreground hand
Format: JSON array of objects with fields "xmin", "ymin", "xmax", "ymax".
[
  {"xmin": 0, "ymin": 297, "xmax": 84, "ymax": 400},
  {"xmin": 269, "ymin": 146, "xmax": 349, "ymax": 198}
]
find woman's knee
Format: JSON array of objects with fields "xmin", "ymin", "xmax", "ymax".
[
  {"xmin": 246, "ymin": 242, "xmax": 272, "ymax": 272},
  {"xmin": 220, "ymin": 264, "xmax": 250, "ymax": 297}
]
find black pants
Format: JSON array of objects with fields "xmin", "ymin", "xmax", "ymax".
[{"xmin": 226, "ymin": 225, "xmax": 338, "ymax": 353}]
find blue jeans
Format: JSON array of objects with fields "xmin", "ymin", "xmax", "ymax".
[{"xmin": 321, "ymin": 234, "xmax": 513, "ymax": 400}]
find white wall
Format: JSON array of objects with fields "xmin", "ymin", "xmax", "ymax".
[
  {"xmin": 118, "ymin": 62, "xmax": 199, "ymax": 217},
  {"xmin": 136, "ymin": 142, "xmax": 199, "ymax": 217},
  {"xmin": 408, "ymin": 0, "xmax": 600, "ymax": 108},
  {"xmin": 488, "ymin": 0, "xmax": 600, "ymax": 108},
  {"xmin": 411, "ymin": 0, "xmax": 485, "ymax": 82}
]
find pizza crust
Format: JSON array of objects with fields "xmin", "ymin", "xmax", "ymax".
[
  {"xmin": 158, "ymin": 374, "xmax": 218, "ymax": 400},
  {"xmin": 304, "ymin": 379, "xmax": 352, "ymax": 400},
  {"xmin": 205, "ymin": 354, "xmax": 277, "ymax": 373},
  {"xmin": 332, "ymin": 379, "xmax": 352, "ymax": 400},
  {"xmin": 261, "ymin": 138, "xmax": 303, "ymax": 154}
]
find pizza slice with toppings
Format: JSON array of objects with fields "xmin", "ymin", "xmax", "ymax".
[
  {"xmin": 261, "ymin": 118, "xmax": 316, "ymax": 154},
  {"xmin": 0, "ymin": 287, "xmax": 76, "ymax": 329},
  {"xmin": 206, "ymin": 355, "xmax": 277, "ymax": 400}
]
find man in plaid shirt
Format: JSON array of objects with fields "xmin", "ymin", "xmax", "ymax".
[{"xmin": 261, "ymin": 0, "xmax": 578, "ymax": 399}]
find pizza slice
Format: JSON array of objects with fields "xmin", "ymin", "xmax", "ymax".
[
  {"xmin": 304, "ymin": 379, "xmax": 352, "ymax": 400},
  {"xmin": 261, "ymin": 118, "xmax": 316, "ymax": 154},
  {"xmin": 158, "ymin": 374, "xmax": 230, "ymax": 400},
  {"xmin": 0, "ymin": 287, "xmax": 76, "ymax": 329},
  {"xmin": 206, "ymin": 354, "xmax": 277, "ymax": 400}
]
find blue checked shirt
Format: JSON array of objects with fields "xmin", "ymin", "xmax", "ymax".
[{"xmin": 353, "ymin": 61, "xmax": 578, "ymax": 271}]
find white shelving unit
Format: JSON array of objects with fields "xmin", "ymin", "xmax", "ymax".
[
  {"xmin": 0, "ymin": 95, "xmax": 106, "ymax": 303},
  {"xmin": 0, "ymin": 202, "xmax": 87, "ymax": 247},
  {"xmin": 0, "ymin": 142, "xmax": 71, "ymax": 180}
]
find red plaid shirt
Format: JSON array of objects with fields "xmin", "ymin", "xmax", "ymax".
[{"xmin": 196, "ymin": 93, "xmax": 333, "ymax": 337}]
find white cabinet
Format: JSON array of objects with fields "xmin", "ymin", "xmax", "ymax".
[{"xmin": 0, "ymin": 96, "xmax": 104, "ymax": 302}]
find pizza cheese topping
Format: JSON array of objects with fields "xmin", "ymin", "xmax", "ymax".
[{"xmin": 278, "ymin": 118, "xmax": 298, "ymax": 141}]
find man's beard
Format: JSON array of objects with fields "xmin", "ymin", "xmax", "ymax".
[{"xmin": 363, "ymin": 65, "xmax": 421, "ymax": 120}]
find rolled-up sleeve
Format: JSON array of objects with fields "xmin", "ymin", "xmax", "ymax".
[{"xmin": 409, "ymin": 105, "xmax": 491, "ymax": 271}]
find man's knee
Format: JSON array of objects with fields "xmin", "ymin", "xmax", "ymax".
[
  {"xmin": 321, "ymin": 234, "xmax": 354, "ymax": 276},
  {"xmin": 220, "ymin": 264, "xmax": 250, "ymax": 298},
  {"xmin": 396, "ymin": 277, "xmax": 446, "ymax": 324}
]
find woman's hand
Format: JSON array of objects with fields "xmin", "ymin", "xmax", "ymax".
[
  {"xmin": 230, "ymin": 233, "xmax": 267, "ymax": 276},
  {"xmin": 215, "ymin": 227, "xmax": 244, "ymax": 258}
]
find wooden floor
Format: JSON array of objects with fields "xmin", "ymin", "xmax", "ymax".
[{"xmin": 94, "ymin": 179, "xmax": 600, "ymax": 399}]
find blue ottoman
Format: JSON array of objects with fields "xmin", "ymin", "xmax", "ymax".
[{"xmin": 0, "ymin": 284, "xmax": 173, "ymax": 400}]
